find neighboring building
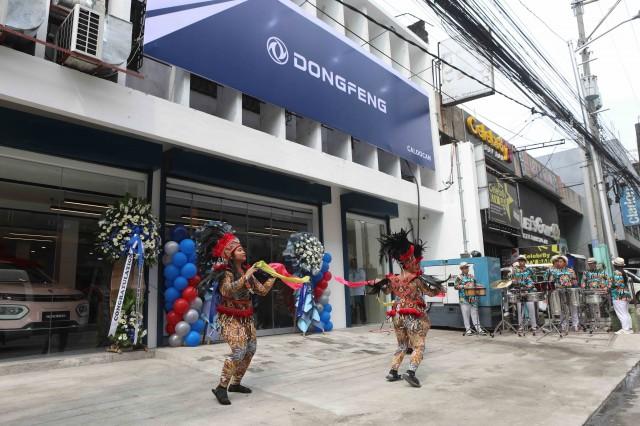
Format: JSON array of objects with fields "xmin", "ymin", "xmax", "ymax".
[{"xmin": 0, "ymin": 0, "xmax": 480, "ymax": 360}]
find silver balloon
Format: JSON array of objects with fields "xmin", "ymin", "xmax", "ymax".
[
  {"xmin": 316, "ymin": 303, "xmax": 324, "ymax": 313},
  {"xmin": 190, "ymin": 297, "xmax": 203, "ymax": 311},
  {"xmin": 168, "ymin": 333, "xmax": 183, "ymax": 347},
  {"xmin": 183, "ymin": 308, "xmax": 199, "ymax": 324},
  {"xmin": 162, "ymin": 254, "xmax": 172, "ymax": 265},
  {"xmin": 174, "ymin": 320, "xmax": 191, "ymax": 337},
  {"xmin": 319, "ymin": 295, "xmax": 329, "ymax": 305},
  {"xmin": 164, "ymin": 241, "xmax": 179, "ymax": 256},
  {"xmin": 323, "ymin": 288, "xmax": 331, "ymax": 297}
]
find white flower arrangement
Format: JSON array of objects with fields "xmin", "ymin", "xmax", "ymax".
[
  {"xmin": 96, "ymin": 195, "xmax": 161, "ymax": 265},
  {"xmin": 284, "ymin": 232, "xmax": 325, "ymax": 275}
]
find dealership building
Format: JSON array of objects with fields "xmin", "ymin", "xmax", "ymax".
[{"xmin": 0, "ymin": 0, "xmax": 483, "ymax": 360}]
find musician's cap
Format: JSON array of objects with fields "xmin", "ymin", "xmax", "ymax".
[
  {"xmin": 516, "ymin": 255, "xmax": 527, "ymax": 261},
  {"xmin": 550, "ymin": 255, "xmax": 560, "ymax": 263},
  {"xmin": 459, "ymin": 262, "xmax": 470, "ymax": 269},
  {"xmin": 613, "ymin": 257, "xmax": 625, "ymax": 267},
  {"xmin": 587, "ymin": 257, "xmax": 597, "ymax": 264},
  {"xmin": 559, "ymin": 255, "xmax": 568, "ymax": 263}
]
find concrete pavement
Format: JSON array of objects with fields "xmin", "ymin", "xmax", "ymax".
[{"xmin": 1, "ymin": 326, "xmax": 639, "ymax": 425}]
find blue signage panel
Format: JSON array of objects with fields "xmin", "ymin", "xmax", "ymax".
[
  {"xmin": 144, "ymin": 0, "xmax": 434, "ymax": 169},
  {"xmin": 620, "ymin": 185, "xmax": 640, "ymax": 227}
]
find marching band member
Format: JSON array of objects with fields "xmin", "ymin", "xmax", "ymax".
[
  {"xmin": 610, "ymin": 257, "xmax": 633, "ymax": 335},
  {"xmin": 511, "ymin": 255, "xmax": 537, "ymax": 334},
  {"xmin": 582, "ymin": 258, "xmax": 607, "ymax": 290},
  {"xmin": 454, "ymin": 263, "xmax": 487, "ymax": 336},
  {"xmin": 546, "ymin": 255, "xmax": 579, "ymax": 332}
]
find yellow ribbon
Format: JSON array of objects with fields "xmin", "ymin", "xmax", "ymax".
[{"xmin": 253, "ymin": 260, "xmax": 310, "ymax": 284}]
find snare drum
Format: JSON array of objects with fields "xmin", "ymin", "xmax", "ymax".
[
  {"xmin": 463, "ymin": 286, "xmax": 486, "ymax": 297},
  {"xmin": 567, "ymin": 288, "xmax": 583, "ymax": 307},
  {"xmin": 507, "ymin": 292, "xmax": 520, "ymax": 304},
  {"xmin": 584, "ymin": 291, "xmax": 603, "ymax": 305},
  {"xmin": 525, "ymin": 292, "xmax": 544, "ymax": 303}
]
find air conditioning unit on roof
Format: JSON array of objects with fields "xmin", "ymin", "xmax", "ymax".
[{"xmin": 56, "ymin": 4, "xmax": 104, "ymax": 72}]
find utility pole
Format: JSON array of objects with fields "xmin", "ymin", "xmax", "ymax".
[{"xmin": 572, "ymin": 0, "xmax": 619, "ymax": 257}]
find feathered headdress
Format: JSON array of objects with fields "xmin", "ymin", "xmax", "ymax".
[
  {"xmin": 195, "ymin": 221, "xmax": 240, "ymax": 277},
  {"xmin": 378, "ymin": 228, "xmax": 424, "ymax": 264}
]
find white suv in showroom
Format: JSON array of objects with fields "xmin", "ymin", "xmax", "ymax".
[{"xmin": 0, "ymin": 259, "xmax": 89, "ymax": 336}]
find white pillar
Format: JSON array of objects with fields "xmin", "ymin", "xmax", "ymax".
[
  {"xmin": 391, "ymin": 34, "xmax": 411, "ymax": 77},
  {"xmin": 352, "ymin": 139, "xmax": 378, "ymax": 169},
  {"xmin": 297, "ymin": 118, "xmax": 322, "ymax": 150},
  {"xmin": 300, "ymin": 0, "xmax": 317, "ymax": 16},
  {"xmin": 378, "ymin": 150, "xmax": 401, "ymax": 178},
  {"xmin": 260, "ymin": 104, "xmax": 286, "ymax": 139},
  {"xmin": 322, "ymin": 186, "xmax": 346, "ymax": 329},
  {"xmin": 409, "ymin": 45, "xmax": 431, "ymax": 90},
  {"xmin": 317, "ymin": 0, "xmax": 345, "ymax": 34},
  {"xmin": 344, "ymin": 5, "xmax": 368, "ymax": 44},
  {"xmin": 34, "ymin": 0, "xmax": 51, "ymax": 59},
  {"xmin": 169, "ymin": 67, "xmax": 190, "ymax": 106},
  {"xmin": 323, "ymin": 127, "xmax": 352, "ymax": 160},
  {"xmin": 217, "ymin": 86, "xmax": 242, "ymax": 124},
  {"xmin": 147, "ymin": 168, "xmax": 161, "ymax": 349},
  {"xmin": 368, "ymin": 23, "xmax": 391, "ymax": 65}
]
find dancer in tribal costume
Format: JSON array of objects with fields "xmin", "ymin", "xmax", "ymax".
[
  {"xmin": 197, "ymin": 222, "xmax": 275, "ymax": 405},
  {"xmin": 368, "ymin": 229, "xmax": 444, "ymax": 388}
]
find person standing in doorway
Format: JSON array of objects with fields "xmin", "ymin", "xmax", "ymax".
[
  {"xmin": 349, "ymin": 258, "xmax": 367, "ymax": 325},
  {"xmin": 609, "ymin": 257, "xmax": 633, "ymax": 335},
  {"xmin": 454, "ymin": 263, "xmax": 487, "ymax": 336}
]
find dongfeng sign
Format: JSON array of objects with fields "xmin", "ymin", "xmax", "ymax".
[{"xmin": 144, "ymin": 0, "xmax": 434, "ymax": 168}]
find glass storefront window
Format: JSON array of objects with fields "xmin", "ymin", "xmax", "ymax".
[
  {"xmin": 346, "ymin": 213, "xmax": 388, "ymax": 326},
  {"xmin": 164, "ymin": 179, "xmax": 316, "ymax": 338},
  {"xmin": 0, "ymin": 150, "xmax": 146, "ymax": 360}
]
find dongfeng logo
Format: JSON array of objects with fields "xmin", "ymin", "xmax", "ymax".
[{"xmin": 267, "ymin": 36, "xmax": 288, "ymax": 65}]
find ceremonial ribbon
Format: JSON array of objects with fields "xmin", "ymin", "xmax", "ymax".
[
  {"xmin": 335, "ymin": 276, "xmax": 372, "ymax": 288},
  {"xmin": 252, "ymin": 261, "xmax": 309, "ymax": 290}
]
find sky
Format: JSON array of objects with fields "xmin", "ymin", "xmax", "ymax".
[{"xmin": 374, "ymin": 0, "xmax": 640, "ymax": 160}]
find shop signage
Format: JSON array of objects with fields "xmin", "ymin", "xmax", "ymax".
[
  {"xmin": 439, "ymin": 38, "xmax": 494, "ymax": 106},
  {"xmin": 487, "ymin": 174, "xmax": 521, "ymax": 230},
  {"xmin": 144, "ymin": 0, "xmax": 435, "ymax": 169},
  {"xmin": 620, "ymin": 185, "xmax": 640, "ymax": 226},
  {"xmin": 518, "ymin": 244, "xmax": 561, "ymax": 265},
  {"xmin": 519, "ymin": 185, "xmax": 560, "ymax": 245},
  {"xmin": 466, "ymin": 115, "xmax": 512, "ymax": 162},
  {"xmin": 519, "ymin": 152, "xmax": 560, "ymax": 194}
]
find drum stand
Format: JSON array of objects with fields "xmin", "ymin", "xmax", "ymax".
[
  {"xmin": 541, "ymin": 288, "xmax": 565, "ymax": 338},
  {"xmin": 491, "ymin": 289, "xmax": 519, "ymax": 337}
]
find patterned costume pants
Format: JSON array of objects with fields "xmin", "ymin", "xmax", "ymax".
[
  {"xmin": 390, "ymin": 315, "xmax": 430, "ymax": 372},
  {"xmin": 218, "ymin": 317, "xmax": 257, "ymax": 387}
]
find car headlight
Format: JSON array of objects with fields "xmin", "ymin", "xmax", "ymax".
[
  {"xmin": 0, "ymin": 305, "xmax": 29, "ymax": 320},
  {"xmin": 76, "ymin": 303, "xmax": 89, "ymax": 317}
]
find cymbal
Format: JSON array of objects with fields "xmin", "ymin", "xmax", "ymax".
[{"xmin": 490, "ymin": 279, "xmax": 512, "ymax": 289}]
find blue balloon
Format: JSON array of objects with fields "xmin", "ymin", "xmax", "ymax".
[
  {"xmin": 312, "ymin": 273, "xmax": 323, "ymax": 284},
  {"xmin": 179, "ymin": 239, "xmax": 196, "ymax": 255},
  {"xmin": 320, "ymin": 311, "xmax": 331, "ymax": 323},
  {"xmin": 165, "ymin": 300, "xmax": 174, "ymax": 312},
  {"xmin": 320, "ymin": 262, "xmax": 329, "ymax": 273},
  {"xmin": 181, "ymin": 263, "xmax": 197, "ymax": 279},
  {"xmin": 172, "ymin": 252, "xmax": 188, "ymax": 268},
  {"xmin": 324, "ymin": 304, "xmax": 332, "ymax": 313},
  {"xmin": 174, "ymin": 276, "xmax": 188, "ymax": 291},
  {"xmin": 171, "ymin": 225, "xmax": 188, "ymax": 243},
  {"xmin": 184, "ymin": 330, "xmax": 201, "ymax": 347},
  {"xmin": 324, "ymin": 321, "xmax": 334, "ymax": 332},
  {"xmin": 188, "ymin": 252, "xmax": 197, "ymax": 263},
  {"xmin": 323, "ymin": 252, "xmax": 332, "ymax": 263},
  {"xmin": 164, "ymin": 265, "xmax": 180, "ymax": 281},
  {"xmin": 191, "ymin": 319, "xmax": 205, "ymax": 333},
  {"xmin": 164, "ymin": 287, "xmax": 180, "ymax": 304}
]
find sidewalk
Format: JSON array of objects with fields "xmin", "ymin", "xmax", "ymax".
[{"xmin": 1, "ymin": 326, "xmax": 639, "ymax": 425}]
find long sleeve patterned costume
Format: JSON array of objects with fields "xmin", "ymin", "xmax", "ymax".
[
  {"xmin": 385, "ymin": 274, "xmax": 440, "ymax": 372},
  {"xmin": 218, "ymin": 270, "xmax": 275, "ymax": 388},
  {"xmin": 608, "ymin": 270, "xmax": 631, "ymax": 301},
  {"xmin": 582, "ymin": 270, "xmax": 607, "ymax": 289},
  {"xmin": 511, "ymin": 267, "xmax": 535, "ymax": 292},
  {"xmin": 454, "ymin": 273, "xmax": 479, "ymax": 305}
]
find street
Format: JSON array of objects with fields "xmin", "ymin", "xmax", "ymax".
[{"xmin": 1, "ymin": 326, "xmax": 639, "ymax": 426}]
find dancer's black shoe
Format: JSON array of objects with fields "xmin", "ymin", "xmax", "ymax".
[
  {"xmin": 403, "ymin": 370, "xmax": 421, "ymax": 388},
  {"xmin": 228, "ymin": 383, "xmax": 252, "ymax": 393},
  {"xmin": 212, "ymin": 386, "xmax": 231, "ymax": 405},
  {"xmin": 385, "ymin": 369, "xmax": 402, "ymax": 382}
]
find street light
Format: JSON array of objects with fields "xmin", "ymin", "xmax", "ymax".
[{"xmin": 576, "ymin": 10, "xmax": 640, "ymax": 52}]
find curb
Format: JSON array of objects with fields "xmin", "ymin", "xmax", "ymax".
[{"xmin": 583, "ymin": 359, "xmax": 640, "ymax": 425}]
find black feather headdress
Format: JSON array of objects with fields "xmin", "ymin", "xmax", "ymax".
[{"xmin": 378, "ymin": 228, "xmax": 425, "ymax": 264}]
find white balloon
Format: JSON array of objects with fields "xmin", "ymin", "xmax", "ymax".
[
  {"xmin": 183, "ymin": 308, "xmax": 199, "ymax": 324},
  {"xmin": 164, "ymin": 241, "xmax": 179, "ymax": 256},
  {"xmin": 175, "ymin": 321, "xmax": 191, "ymax": 337},
  {"xmin": 168, "ymin": 334, "xmax": 183, "ymax": 347},
  {"xmin": 322, "ymin": 288, "xmax": 331, "ymax": 297},
  {"xmin": 190, "ymin": 297, "xmax": 203, "ymax": 311},
  {"xmin": 316, "ymin": 303, "xmax": 324, "ymax": 313}
]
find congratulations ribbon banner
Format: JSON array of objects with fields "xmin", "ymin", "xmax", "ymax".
[{"xmin": 253, "ymin": 261, "xmax": 308, "ymax": 290}]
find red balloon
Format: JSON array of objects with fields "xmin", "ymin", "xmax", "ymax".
[
  {"xmin": 188, "ymin": 275, "xmax": 201, "ymax": 287},
  {"xmin": 314, "ymin": 288, "xmax": 324, "ymax": 299},
  {"xmin": 182, "ymin": 286, "xmax": 197, "ymax": 302},
  {"xmin": 166, "ymin": 322, "xmax": 176, "ymax": 335},
  {"xmin": 323, "ymin": 271, "xmax": 332, "ymax": 281},
  {"xmin": 166, "ymin": 310, "xmax": 181, "ymax": 325},
  {"xmin": 173, "ymin": 298, "xmax": 189, "ymax": 315},
  {"xmin": 317, "ymin": 280, "xmax": 328, "ymax": 290}
]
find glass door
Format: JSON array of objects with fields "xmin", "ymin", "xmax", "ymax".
[{"xmin": 345, "ymin": 213, "xmax": 388, "ymax": 326}]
